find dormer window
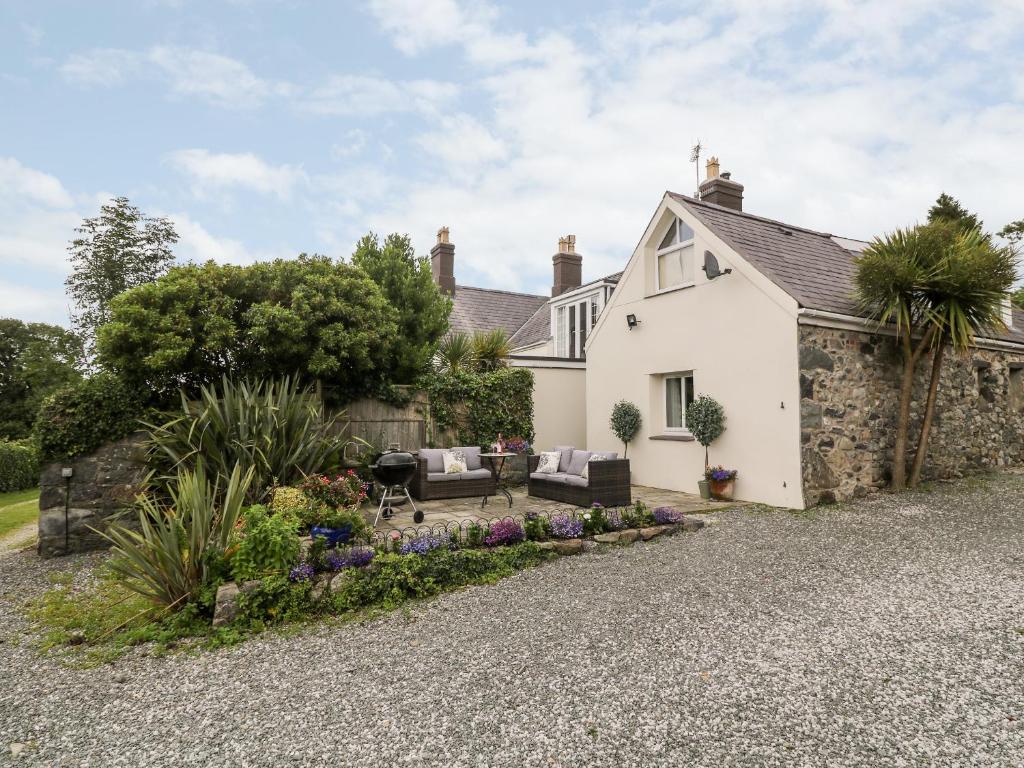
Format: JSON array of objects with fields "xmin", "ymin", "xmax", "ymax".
[{"xmin": 655, "ymin": 218, "xmax": 695, "ymax": 291}]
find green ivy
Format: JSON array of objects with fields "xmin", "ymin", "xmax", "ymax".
[
  {"xmin": 420, "ymin": 367, "xmax": 534, "ymax": 446},
  {"xmin": 33, "ymin": 373, "xmax": 146, "ymax": 462},
  {"xmin": 0, "ymin": 439, "xmax": 39, "ymax": 492}
]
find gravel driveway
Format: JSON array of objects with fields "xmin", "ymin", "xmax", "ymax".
[{"xmin": 2, "ymin": 474, "xmax": 1023, "ymax": 767}]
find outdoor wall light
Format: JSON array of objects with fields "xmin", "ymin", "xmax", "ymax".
[{"xmin": 626, "ymin": 313, "xmax": 641, "ymax": 330}]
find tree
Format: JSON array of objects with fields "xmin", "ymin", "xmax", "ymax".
[
  {"xmin": 907, "ymin": 224, "xmax": 1017, "ymax": 486},
  {"xmin": 0, "ymin": 319, "xmax": 82, "ymax": 439},
  {"xmin": 351, "ymin": 233, "xmax": 451, "ymax": 383},
  {"xmin": 433, "ymin": 332, "xmax": 476, "ymax": 375},
  {"xmin": 66, "ymin": 197, "xmax": 178, "ymax": 356},
  {"xmin": 685, "ymin": 395, "xmax": 725, "ymax": 468},
  {"xmin": 96, "ymin": 256, "xmax": 400, "ymax": 405},
  {"xmin": 927, "ymin": 193, "xmax": 982, "ymax": 232},
  {"xmin": 854, "ymin": 225, "xmax": 944, "ymax": 490},
  {"xmin": 999, "ymin": 220, "xmax": 1024, "ymax": 246},
  {"xmin": 609, "ymin": 400, "xmax": 642, "ymax": 458}
]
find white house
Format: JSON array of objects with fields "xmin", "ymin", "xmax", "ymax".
[{"xmin": 585, "ymin": 160, "xmax": 1024, "ymax": 508}]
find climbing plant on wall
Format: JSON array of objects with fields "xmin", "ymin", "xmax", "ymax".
[{"xmin": 420, "ymin": 368, "xmax": 534, "ymax": 447}]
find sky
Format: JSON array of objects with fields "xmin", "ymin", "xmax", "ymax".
[{"xmin": 1, "ymin": 0, "xmax": 1023, "ymax": 327}]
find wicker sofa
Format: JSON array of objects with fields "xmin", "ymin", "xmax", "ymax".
[
  {"xmin": 409, "ymin": 447, "xmax": 497, "ymax": 501},
  {"xmin": 527, "ymin": 447, "xmax": 631, "ymax": 507}
]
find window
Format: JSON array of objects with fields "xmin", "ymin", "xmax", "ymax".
[
  {"xmin": 664, "ymin": 373, "xmax": 695, "ymax": 431},
  {"xmin": 655, "ymin": 218, "xmax": 695, "ymax": 291},
  {"xmin": 553, "ymin": 290, "xmax": 603, "ymax": 358}
]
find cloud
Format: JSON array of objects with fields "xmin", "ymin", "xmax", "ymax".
[
  {"xmin": 360, "ymin": 0, "xmax": 1024, "ymax": 296},
  {"xmin": 168, "ymin": 212, "xmax": 263, "ymax": 264},
  {"xmin": 0, "ymin": 282, "xmax": 68, "ymax": 324},
  {"xmin": 60, "ymin": 46, "xmax": 291, "ymax": 108},
  {"xmin": 0, "ymin": 157, "xmax": 75, "ymax": 209},
  {"xmin": 166, "ymin": 149, "xmax": 306, "ymax": 199},
  {"xmin": 299, "ymin": 75, "xmax": 458, "ymax": 116}
]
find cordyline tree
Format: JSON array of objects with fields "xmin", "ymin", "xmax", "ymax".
[
  {"xmin": 855, "ymin": 195, "xmax": 1018, "ymax": 490},
  {"xmin": 65, "ymin": 197, "xmax": 177, "ymax": 357}
]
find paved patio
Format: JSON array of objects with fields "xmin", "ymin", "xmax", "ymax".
[{"xmin": 368, "ymin": 484, "xmax": 737, "ymax": 532}]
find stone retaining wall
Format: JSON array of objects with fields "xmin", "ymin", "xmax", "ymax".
[
  {"xmin": 37, "ymin": 432, "xmax": 148, "ymax": 558},
  {"xmin": 799, "ymin": 325, "xmax": 1024, "ymax": 505}
]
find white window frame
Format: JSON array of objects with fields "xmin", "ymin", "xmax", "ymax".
[
  {"xmin": 662, "ymin": 372, "xmax": 695, "ymax": 434},
  {"xmin": 554, "ymin": 306, "xmax": 567, "ymax": 357},
  {"xmin": 552, "ymin": 289, "xmax": 604, "ymax": 359},
  {"xmin": 654, "ymin": 218, "xmax": 696, "ymax": 293}
]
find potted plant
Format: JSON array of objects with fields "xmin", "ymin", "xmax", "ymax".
[
  {"xmin": 301, "ymin": 470, "xmax": 369, "ymax": 547},
  {"xmin": 685, "ymin": 395, "xmax": 725, "ymax": 500},
  {"xmin": 705, "ymin": 465, "xmax": 737, "ymax": 500}
]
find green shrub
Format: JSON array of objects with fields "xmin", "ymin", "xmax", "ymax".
[
  {"xmin": 232, "ymin": 505, "xmax": 301, "ymax": 582},
  {"xmin": 685, "ymin": 395, "xmax": 725, "ymax": 466},
  {"xmin": 145, "ymin": 376, "xmax": 345, "ymax": 504},
  {"xmin": 609, "ymin": 400, "xmax": 642, "ymax": 458},
  {"xmin": 0, "ymin": 439, "xmax": 39, "ymax": 492},
  {"xmin": 34, "ymin": 373, "xmax": 144, "ymax": 461},
  {"xmin": 100, "ymin": 462, "xmax": 253, "ymax": 608},
  {"xmin": 421, "ymin": 367, "xmax": 534, "ymax": 445}
]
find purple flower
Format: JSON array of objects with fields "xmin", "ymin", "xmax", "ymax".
[
  {"xmin": 652, "ymin": 506, "xmax": 683, "ymax": 524},
  {"xmin": 550, "ymin": 514, "xmax": 583, "ymax": 539},
  {"xmin": 289, "ymin": 563, "xmax": 316, "ymax": 582},
  {"xmin": 400, "ymin": 533, "xmax": 452, "ymax": 556},
  {"xmin": 484, "ymin": 518, "xmax": 525, "ymax": 547},
  {"xmin": 606, "ymin": 509, "xmax": 625, "ymax": 529},
  {"xmin": 327, "ymin": 547, "xmax": 376, "ymax": 570}
]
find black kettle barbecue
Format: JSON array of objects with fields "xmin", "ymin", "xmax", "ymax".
[{"xmin": 369, "ymin": 451, "xmax": 421, "ymax": 525}]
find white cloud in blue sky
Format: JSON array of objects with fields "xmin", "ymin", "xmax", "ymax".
[{"xmin": 1, "ymin": 0, "xmax": 1023, "ymax": 325}]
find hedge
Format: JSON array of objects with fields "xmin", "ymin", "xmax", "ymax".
[
  {"xmin": 0, "ymin": 440, "xmax": 39, "ymax": 493},
  {"xmin": 34, "ymin": 373, "xmax": 146, "ymax": 462},
  {"xmin": 421, "ymin": 367, "xmax": 534, "ymax": 446}
]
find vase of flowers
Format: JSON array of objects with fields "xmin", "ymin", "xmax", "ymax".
[{"xmin": 705, "ymin": 466, "xmax": 737, "ymax": 500}]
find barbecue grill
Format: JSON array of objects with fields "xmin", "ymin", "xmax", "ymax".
[{"xmin": 370, "ymin": 451, "xmax": 421, "ymax": 525}]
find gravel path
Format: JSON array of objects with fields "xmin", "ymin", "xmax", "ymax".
[{"xmin": 2, "ymin": 474, "xmax": 1023, "ymax": 767}]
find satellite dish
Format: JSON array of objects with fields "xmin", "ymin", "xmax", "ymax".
[{"xmin": 702, "ymin": 250, "xmax": 733, "ymax": 280}]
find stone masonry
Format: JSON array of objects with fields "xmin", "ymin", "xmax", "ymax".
[
  {"xmin": 800, "ymin": 325, "xmax": 1024, "ymax": 506},
  {"xmin": 37, "ymin": 432, "xmax": 149, "ymax": 558}
]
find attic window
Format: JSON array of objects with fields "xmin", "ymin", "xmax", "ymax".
[{"xmin": 655, "ymin": 218, "xmax": 696, "ymax": 291}]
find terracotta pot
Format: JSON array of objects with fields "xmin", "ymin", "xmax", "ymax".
[{"xmin": 709, "ymin": 478, "xmax": 734, "ymax": 501}]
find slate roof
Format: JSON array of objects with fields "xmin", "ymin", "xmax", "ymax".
[
  {"xmin": 448, "ymin": 285, "xmax": 548, "ymax": 338},
  {"xmin": 670, "ymin": 193, "xmax": 1024, "ymax": 347}
]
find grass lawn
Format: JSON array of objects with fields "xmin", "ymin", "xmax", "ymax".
[{"xmin": 0, "ymin": 487, "xmax": 40, "ymax": 539}]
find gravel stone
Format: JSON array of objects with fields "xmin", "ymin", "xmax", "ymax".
[{"xmin": 2, "ymin": 473, "xmax": 1023, "ymax": 766}]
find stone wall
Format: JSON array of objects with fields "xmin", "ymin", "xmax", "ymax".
[
  {"xmin": 799, "ymin": 325, "xmax": 1024, "ymax": 506},
  {"xmin": 37, "ymin": 432, "xmax": 148, "ymax": 558}
]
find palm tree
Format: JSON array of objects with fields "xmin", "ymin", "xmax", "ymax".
[
  {"xmin": 907, "ymin": 226, "xmax": 1017, "ymax": 486},
  {"xmin": 433, "ymin": 332, "xmax": 476, "ymax": 375},
  {"xmin": 854, "ymin": 226, "xmax": 942, "ymax": 490},
  {"xmin": 471, "ymin": 329, "xmax": 510, "ymax": 371}
]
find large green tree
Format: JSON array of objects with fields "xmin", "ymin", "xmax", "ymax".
[
  {"xmin": 351, "ymin": 233, "xmax": 451, "ymax": 383},
  {"xmin": 96, "ymin": 256, "xmax": 400, "ymax": 404},
  {"xmin": 0, "ymin": 319, "xmax": 82, "ymax": 439},
  {"xmin": 65, "ymin": 197, "xmax": 178, "ymax": 355},
  {"xmin": 927, "ymin": 192, "xmax": 983, "ymax": 232}
]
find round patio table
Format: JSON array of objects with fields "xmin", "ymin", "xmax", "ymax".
[{"xmin": 480, "ymin": 452, "xmax": 516, "ymax": 509}]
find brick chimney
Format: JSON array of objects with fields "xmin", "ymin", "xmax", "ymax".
[
  {"xmin": 698, "ymin": 157, "xmax": 743, "ymax": 211},
  {"xmin": 552, "ymin": 235, "xmax": 582, "ymax": 297},
  {"xmin": 430, "ymin": 226, "xmax": 455, "ymax": 296}
]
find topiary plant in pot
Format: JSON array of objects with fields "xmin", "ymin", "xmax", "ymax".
[{"xmin": 685, "ymin": 395, "xmax": 725, "ymax": 499}]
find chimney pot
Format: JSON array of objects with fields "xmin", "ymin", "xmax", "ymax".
[
  {"xmin": 437, "ymin": 226, "xmax": 450, "ymax": 245},
  {"xmin": 706, "ymin": 156, "xmax": 720, "ymax": 180},
  {"xmin": 552, "ymin": 234, "xmax": 582, "ymax": 296}
]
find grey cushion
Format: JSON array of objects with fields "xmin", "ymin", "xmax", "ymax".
[
  {"xmin": 553, "ymin": 445, "xmax": 575, "ymax": 473},
  {"xmin": 563, "ymin": 474, "xmax": 588, "ymax": 487},
  {"xmin": 591, "ymin": 451, "xmax": 618, "ymax": 460},
  {"xmin": 566, "ymin": 450, "xmax": 592, "ymax": 476},
  {"xmin": 454, "ymin": 446, "xmax": 482, "ymax": 471},
  {"xmin": 531, "ymin": 471, "xmax": 569, "ymax": 484},
  {"xmin": 428, "ymin": 468, "xmax": 492, "ymax": 482},
  {"xmin": 419, "ymin": 448, "xmax": 445, "ymax": 473}
]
